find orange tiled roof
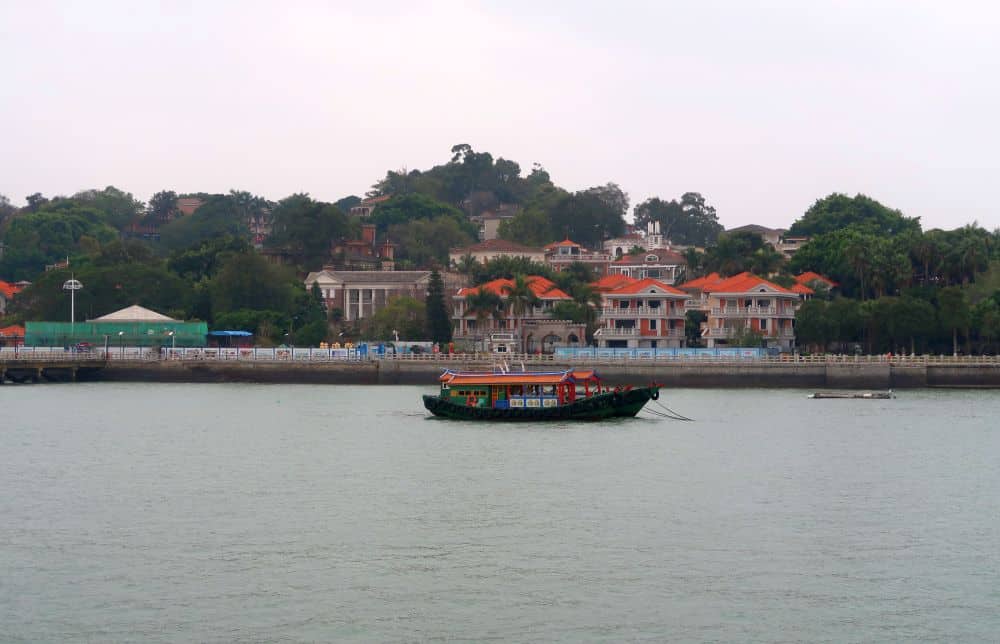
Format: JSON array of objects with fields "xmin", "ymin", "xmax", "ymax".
[
  {"xmin": 544, "ymin": 238, "xmax": 582, "ymax": 251},
  {"xmin": 0, "ymin": 280, "xmax": 22, "ymax": 299},
  {"xmin": 678, "ymin": 272, "xmax": 723, "ymax": 290},
  {"xmin": 607, "ymin": 278, "xmax": 688, "ymax": 296},
  {"xmin": 795, "ymin": 271, "xmax": 838, "ymax": 287},
  {"xmin": 702, "ymin": 272, "xmax": 795, "ymax": 294},
  {"xmin": 457, "ymin": 275, "xmax": 570, "ymax": 300},
  {"xmin": 0, "ymin": 324, "xmax": 25, "ymax": 337},
  {"xmin": 591, "ymin": 274, "xmax": 639, "ymax": 292},
  {"xmin": 790, "ymin": 283, "xmax": 815, "ymax": 295}
]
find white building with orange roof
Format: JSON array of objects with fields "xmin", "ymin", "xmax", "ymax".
[
  {"xmin": 685, "ymin": 272, "xmax": 802, "ymax": 349},
  {"xmin": 607, "ymin": 248, "xmax": 687, "ymax": 284},
  {"xmin": 593, "ymin": 278, "xmax": 690, "ymax": 349},
  {"xmin": 452, "ymin": 275, "xmax": 585, "ymax": 352},
  {"xmin": 543, "ymin": 238, "xmax": 612, "ymax": 276},
  {"xmin": 794, "ymin": 271, "xmax": 838, "ymax": 293}
]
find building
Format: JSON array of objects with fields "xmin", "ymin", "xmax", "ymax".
[
  {"xmin": 349, "ymin": 195, "xmax": 392, "ymax": 218},
  {"xmin": 794, "ymin": 271, "xmax": 837, "ymax": 293},
  {"xmin": 607, "ymin": 248, "xmax": 687, "ymax": 284},
  {"xmin": 452, "ymin": 275, "xmax": 585, "ymax": 352},
  {"xmin": 603, "ymin": 233, "xmax": 646, "ymax": 258},
  {"xmin": 303, "ymin": 270, "xmax": 431, "ymax": 321},
  {"xmin": 593, "ymin": 278, "xmax": 690, "ymax": 349},
  {"xmin": 470, "ymin": 203, "xmax": 520, "ymax": 240},
  {"xmin": 25, "ymin": 305, "xmax": 207, "ymax": 347},
  {"xmin": 0, "ymin": 279, "xmax": 22, "ymax": 316},
  {"xmin": 448, "ymin": 239, "xmax": 546, "ymax": 267},
  {"xmin": 543, "ymin": 239, "xmax": 612, "ymax": 277},
  {"xmin": 175, "ymin": 197, "xmax": 204, "ymax": 216},
  {"xmin": 678, "ymin": 272, "xmax": 802, "ymax": 350},
  {"xmin": 0, "ymin": 324, "xmax": 24, "ymax": 347}
]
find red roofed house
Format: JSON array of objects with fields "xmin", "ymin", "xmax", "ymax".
[
  {"xmin": 607, "ymin": 248, "xmax": 687, "ymax": 285},
  {"xmin": 593, "ymin": 278, "xmax": 690, "ymax": 349},
  {"xmin": 453, "ymin": 275, "xmax": 585, "ymax": 352},
  {"xmin": 0, "ymin": 279, "xmax": 23, "ymax": 316},
  {"xmin": 0, "ymin": 324, "xmax": 24, "ymax": 347},
  {"xmin": 679, "ymin": 272, "xmax": 801, "ymax": 349},
  {"xmin": 449, "ymin": 239, "xmax": 546, "ymax": 267},
  {"xmin": 591, "ymin": 273, "xmax": 639, "ymax": 293},
  {"xmin": 794, "ymin": 272, "xmax": 838, "ymax": 293},
  {"xmin": 543, "ymin": 239, "xmax": 613, "ymax": 277}
]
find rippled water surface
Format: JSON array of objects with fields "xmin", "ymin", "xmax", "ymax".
[{"xmin": 2, "ymin": 383, "xmax": 999, "ymax": 642}]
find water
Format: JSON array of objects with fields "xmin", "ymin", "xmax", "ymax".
[{"xmin": 2, "ymin": 384, "xmax": 999, "ymax": 642}]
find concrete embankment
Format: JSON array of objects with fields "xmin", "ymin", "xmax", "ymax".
[{"xmin": 89, "ymin": 359, "xmax": 1000, "ymax": 388}]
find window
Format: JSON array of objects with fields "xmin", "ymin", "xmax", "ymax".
[
  {"xmin": 645, "ymin": 254, "xmax": 659, "ymax": 262},
  {"xmin": 650, "ymin": 319, "xmax": 657, "ymax": 330},
  {"xmin": 760, "ymin": 319, "xmax": 767, "ymax": 330}
]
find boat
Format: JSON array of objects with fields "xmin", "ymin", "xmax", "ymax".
[
  {"xmin": 809, "ymin": 390, "xmax": 895, "ymax": 399},
  {"xmin": 422, "ymin": 368, "xmax": 659, "ymax": 421}
]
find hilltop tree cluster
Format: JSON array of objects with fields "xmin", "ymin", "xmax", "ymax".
[{"xmin": 2, "ymin": 145, "xmax": 1000, "ymax": 351}]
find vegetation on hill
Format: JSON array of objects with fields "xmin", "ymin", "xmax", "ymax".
[{"xmin": 2, "ymin": 147, "xmax": 999, "ymax": 351}]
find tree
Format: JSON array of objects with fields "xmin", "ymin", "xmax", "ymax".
[
  {"xmin": 147, "ymin": 190, "xmax": 178, "ymax": 223},
  {"xmin": 167, "ymin": 235, "xmax": 252, "ymax": 282},
  {"xmin": 502, "ymin": 274, "xmax": 542, "ymax": 352},
  {"xmin": 265, "ymin": 193, "xmax": 353, "ymax": 269},
  {"xmin": 463, "ymin": 289, "xmax": 504, "ymax": 349},
  {"xmin": 0, "ymin": 204, "xmax": 119, "ymax": 280},
  {"xmin": 685, "ymin": 310, "xmax": 707, "ymax": 347},
  {"xmin": 547, "ymin": 188, "xmax": 626, "ymax": 248},
  {"xmin": 160, "ymin": 194, "xmax": 250, "ymax": 250},
  {"xmin": 633, "ymin": 192, "xmax": 724, "ymax": 246},
  {"xmin": 208, "ymin": 252, "xmax": 295, "ymax": 316},
  {"xmin": 425, "ymin": 269, "xmax": 452, "ymax": 344},
  {"xmin": 25, "ymin": 193, "xmax": 48, "ymax": 212},
  {"xmin": 363, "ymin": 296, "xmax": 426, "ymax": 341},
  {"xmin": 794, "ymin": 300, "xmax": 835, "ymax": 352},
  {"xmin": 371, "ymin": 193, "xmax": 476, "ymax": 239},
  {"xmin": 470, "ymin": 256, "xmax": 553, "ymax": 284},
  {"xmin": 71, "ymin": 186, "xmax": 145, "ymax": 231},
  {"xmin": 389, "ymin": 217, "xmax": 475, "ymax": 267},
  {"xmin": 937, "ymin": 287, "xmax": 970, "ymax": 356},
  {"xmin": 789, "ymin": 193, "xmax": 921, "ymax": 237}
]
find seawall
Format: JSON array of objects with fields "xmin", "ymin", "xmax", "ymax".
[{"xmin": 83, "ymin": 359, "xmax": 1000, "ymax": 388}]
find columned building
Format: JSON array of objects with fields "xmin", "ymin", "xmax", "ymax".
[{"xmin": 303, "ymin": 270, "xmax": 431, "ymax": 321}]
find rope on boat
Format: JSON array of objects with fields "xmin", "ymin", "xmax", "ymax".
[{"xmin": 643, "ymin": 399, "xmax": 694, "ymax": 422}]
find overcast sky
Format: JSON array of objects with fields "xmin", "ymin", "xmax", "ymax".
[{"xmin": 2, "ymin": 1, "xmax": 998, "ymax": 231}]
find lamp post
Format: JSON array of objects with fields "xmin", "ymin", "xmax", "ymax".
[
  {"xmin": 62, "ymin": 276, "xmax": 83, "ymax": 340},
  {"xmin": 118, "ymin": 331, "xmax": 124, "ymax": 359},
  {"xmin": 168, "ymin": 331, "xmax": 175, "ymax": 352}
]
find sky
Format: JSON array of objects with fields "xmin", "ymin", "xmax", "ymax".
[{"xmin": 1, "ymin": 0, "xmax": 998, "ymax": 231}]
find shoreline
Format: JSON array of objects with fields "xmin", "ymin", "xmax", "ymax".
[{"xmin": 73, "ymin": 359, "xmax": 1000, "ymax": 389}]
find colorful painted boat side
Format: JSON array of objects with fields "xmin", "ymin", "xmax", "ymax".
[{"xmin": 423, "ymin": 368, "xmax": 658, "ymax": 421}]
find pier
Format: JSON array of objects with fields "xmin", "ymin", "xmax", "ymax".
[{"xmin": 4, "ymin": 350, "xmax": 999, "ymax": 388}]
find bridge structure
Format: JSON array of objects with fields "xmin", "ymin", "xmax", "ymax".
[{"xmin": 0, "ymin": 354, "xmax": 107, "ymax": 383}]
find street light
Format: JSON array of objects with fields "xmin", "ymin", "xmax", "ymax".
[
  {"xmin": 168, "ymin": 331, "xmax": 175, "ymax": 352},
  {"xmin": 62, "ymin": 276, "xmax": 83, "ymax": 340},
  {"xmin": 118, "ymin": 331, "xmax": 124, "ymax": 359}
]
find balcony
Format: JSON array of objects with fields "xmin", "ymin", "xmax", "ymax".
[
  {"xmin": 597, "ymin": 327, "xmax": 684, "ymax": 338},
  {"xmin": 710, "ymin": 306, "xmax": 796, "ymax": 318},
  {"xmin": 704, "ymin": 327, "xmax": 796, "ymax": 338},
  {"xmin": 600, "ymin": 306, "xmax": 685, "ymax": 319}
]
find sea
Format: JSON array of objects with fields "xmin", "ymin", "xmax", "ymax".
[{"xmin": 1, "ymin": 383, "xmax": 998, "ymax": 643}]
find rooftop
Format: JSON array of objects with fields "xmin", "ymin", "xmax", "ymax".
[
  {"xmin": 451, "ymin": 239, "xmax": 545, "ymax": 254},
  {"xmin": 457, "ymin": 275, "xmax": 571, "ymax": 300}
]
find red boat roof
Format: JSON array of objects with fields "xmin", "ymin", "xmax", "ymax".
[{"xmin": 439, "ymin": 369, "xmax": 601, "ymax": 386}]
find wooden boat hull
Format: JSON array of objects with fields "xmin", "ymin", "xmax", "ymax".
[{"xmin": 423, "ymin": 387, "xmax": 657, "ymax": 421}]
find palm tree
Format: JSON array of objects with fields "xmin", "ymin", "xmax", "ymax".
[
  {"xmin": 502, "ymin": 274, "xmax": 541, "ymax": 353},
  {"xmin": 569, "ymin": 282, "xmax": 604, "ymax": 343},
  {"xmin": 463, "ymin": 289, "xmax": 504, "ymax": 351},
  {"xmin": 454, "ymin": 252, "xmax": 478, "ymax": 277},
  {"xmin": 750, "ymin": 247, "xmax": 785, "ymax": 277}
]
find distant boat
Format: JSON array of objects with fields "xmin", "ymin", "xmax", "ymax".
[
  {"xmin": 423, "ymin": 369, "xmax": 659, "ymax": 421},
  {"xmin": 809, "ymin": 390, "xmax": 895, "ymax": 399}
]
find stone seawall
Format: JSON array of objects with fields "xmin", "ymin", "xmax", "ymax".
[{"xmin": 90, "ymin": 360, "xmax": 1000, "ymax": 388}]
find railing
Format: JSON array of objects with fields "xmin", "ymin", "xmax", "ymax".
[
  {"xmin": 710, "ymin": 306, "xmax": 796, "ymax": 317},
  {"xmin": 600, "ymin": 307, "xmax": 685, "ymax": 318},
  {"xmin": 704, "ymin": 328, "xmax": 795, "ymax": 338}
]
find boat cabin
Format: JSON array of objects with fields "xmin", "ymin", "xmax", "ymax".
[{"xmin": 438, "ymin": 369, "xmax": 605, "ymax": 409}]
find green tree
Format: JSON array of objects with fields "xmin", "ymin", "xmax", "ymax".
[
  {"xmin": 389, "ymin": 217, "xmax": 475, "ymax": 267},
  {"xmin": 167, "ymin": 235, "xmax": 252, "ymax": 282},
  {"xmin": 463, "ymin": 289, "xmax": 505, "ymax": 349},
  {"xmin": 363, "ymin": 296, "xmax": 426, "ymax": 340},
  {"xmin": 371, "ymin": 193, "xmax": 475, "ymax": 238},
  {"xmin": 502, "ymin": 274, "xmax": 542, "ymax": 352},
  {"xmin": 0, "ymin": 205, "xmax": 119, "ymax": 280},
  {"xmin": 937, "ymin": 286, "xmax": 970, "ymax": 356},
  {"xmin": 794, "ymin": 299, "xmax": 835, "ymax": 352},
  {"xmin": 789, "ymin": 193, "xmax": 921, "ymax": 237},
  {"xmin": 208, "ymin": 252, "xmax": 295, "ymax": 316},
  {"xmin": 160, "ymin": 194, "xmax": 250, "ymax": 250},
  {"xmin": 265, "ymin": 193, "xmax": 353, "ymax": 269},
  {"xmin": 147, "ymin": 190, "xmax": 178, "ymax": 223},
  {"xmin": 73, "ymin": 186, "xmax": 145, "ymax": 230},
  {"xmin": 633, "ymin": 192, "xmax": 724, "ymax": 246},
  {"xmin": 425, "ymin": 269, "xmax": 452, "ymax": 344},
  {"xmin": 685, "ymin": 310, "xmax": 707, "ymax": 347}
]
